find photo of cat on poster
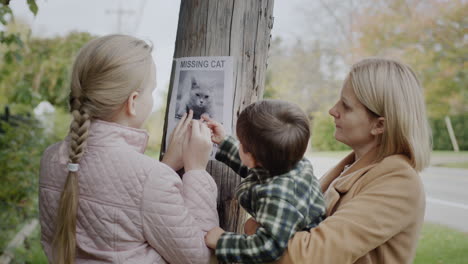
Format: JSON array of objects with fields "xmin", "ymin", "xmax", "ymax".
[
  {"xmin": 166, "ymin": 56, "xmax": 233, "ymax": 159},
  {"xmin": 175, "ymin": 70, "xmax": 224, "ymax": 121}
]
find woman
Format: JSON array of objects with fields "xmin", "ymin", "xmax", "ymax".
[{"xmin": 272, "ymin": 58, "xmax": 431, "ymax": 264}]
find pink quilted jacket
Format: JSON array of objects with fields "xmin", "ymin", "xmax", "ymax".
[{"xmin": 39, "ymin": 120, "xmax": 219, "ymax": 263}]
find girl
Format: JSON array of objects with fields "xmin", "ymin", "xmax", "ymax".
[{"xmin": 39, "ymin": 35, "xmax": 218, "ymax": 264}]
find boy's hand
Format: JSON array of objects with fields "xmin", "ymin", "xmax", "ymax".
[
  {"xmin": 162, "ymin": 110, "xmax": 193, "ymax": 171},
  {"xmin": 201, "ymin": 114, "xmax": 226, "ymax": 144},
  {"xmin": 205, "ymin": 226, "xmax": 225, "ymax": 249},
  {"xmin": 244, "ymin": 217, "xmax": 261, "ymax": 235}
]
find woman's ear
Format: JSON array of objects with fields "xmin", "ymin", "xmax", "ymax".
[
  {"xmin": 371, "ymin": 117, "xmax": 385, "ymax": 136},
  {"xmin": 125, "ymin": 91, "xmax": 139, "ymax": 117}
]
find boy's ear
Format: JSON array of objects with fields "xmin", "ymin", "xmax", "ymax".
[
  {"xmin": 371, "ymin": 117, "xmax": 385, "ymax": 136},
  {"xmin": 247, "ymin": 152, "xmax": 262, "ymax": 168},
  {"xmin": 125, "ymin": 91, "xmax": 139, "ymax": 117}
]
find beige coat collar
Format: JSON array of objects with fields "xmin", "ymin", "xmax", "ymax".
[{"xmin": 320, "ymin": 148, "xmax": 380, "ymax": 216}]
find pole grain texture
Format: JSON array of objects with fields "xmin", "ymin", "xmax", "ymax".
[{"xmin": 161, "ymin": 0, "xmax": 275, "ymax": 236}]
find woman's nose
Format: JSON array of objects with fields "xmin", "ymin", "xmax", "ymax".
[{"xmin": 329, "ymin": 105, "xmax": 339, "ymax": 118}]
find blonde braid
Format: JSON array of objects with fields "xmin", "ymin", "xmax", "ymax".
[
  {"xmin": 52, "ymin": 97, "xmax": 91, "ymax": 264},
  {"xmin": 50, "ymin": 34, "xmax": 154, "ymax": 264}
]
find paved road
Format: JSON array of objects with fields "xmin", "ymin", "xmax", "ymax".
[
  {"xmin": 307, "ymin": 156, "xmax": 468, "ymax": 232},
  {"xmin": 422, "ymin": 166, "xmax": 468, "ymax": 232}
]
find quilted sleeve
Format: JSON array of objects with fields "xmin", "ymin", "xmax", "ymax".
[
  {"xmin": 182, "ymin": 169, "xmax": 219, "ymax": 231},
  {"xmin": 141, "ymin": 164, "xmax": 217, "ymax": 264}
]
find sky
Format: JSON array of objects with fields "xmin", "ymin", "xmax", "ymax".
[{"xmin": 9, "ymin": 0, "xmax": 309, "ymax": 108}]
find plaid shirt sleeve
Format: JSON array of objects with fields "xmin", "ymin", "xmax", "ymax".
[
  {"xmin": 215, "ymin": 136, "xmax": 249, "ymax": 178},
  {"xmin": 215, "ymin": 191, "xmax": 304, "ymax": 263}
]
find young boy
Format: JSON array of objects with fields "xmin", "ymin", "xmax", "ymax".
[{"xmin": 203, "ymin": 99, "xmax": 326, "ymax": 263}]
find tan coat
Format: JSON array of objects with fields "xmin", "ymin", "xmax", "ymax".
[{"xmin": 277, "ymin": 149, "xmax": 425, "ymax": 264}]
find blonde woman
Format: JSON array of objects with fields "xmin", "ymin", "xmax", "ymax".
[
  {"xmin": 39, "ymin": 35, "xmax": 218, "ymax": 264},
  {"xmin": 269, "ymin": 58, "xmax": 431, "ymax": 264}
]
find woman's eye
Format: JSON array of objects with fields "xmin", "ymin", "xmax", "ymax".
[
  {"xmin": 196, "ymin": 93, "xmax": 200, "ymax": 96},
  {"xmin": 342, "ymin": 101, "xmax": 350, "ymax": 110}
]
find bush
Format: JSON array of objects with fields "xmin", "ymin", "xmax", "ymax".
[
  {"xmin": 311, "ymin": 113, "xmax": 350, "ymax": 151},
  {"xmin": 430, "ymin": 114, "xmax": 468, "ymax": 151},
  {"xmin": 0, "ymin": 116, "xmax": 50, "ymax": 253},
  {"xmin": 12, "ymin": 226, "xmax": 48, "ymax": 264}
]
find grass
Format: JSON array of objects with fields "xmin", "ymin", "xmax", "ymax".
[
  {"xmin": 414, "ymin": 223, "xmax": 468, "ymax": 264},
  {"xmin": 436, "ymin": 162, "xmax": 468, "ymax": 169},
  {"xmin": 431, "ymin": 150, "xmax": 468, "ymax": 158},
  {"xmin": 431, "ymin": 151, "xmax": 468, "ymax": 169}
]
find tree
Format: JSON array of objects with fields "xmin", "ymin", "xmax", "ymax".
[
  {"xmin": 0, "ymin": 28, "xmax": 94, "ymax": 108},
  {"xmin": 265, "ymin": 37, "xmax": 342, "ymax": 119},
  {"xmin": 350, "ymin": 0, "xmax": 467, "ymax": 118},
  {"xmin": 0, "ymin": 0, "xmax": 37, "ymax": 63}
]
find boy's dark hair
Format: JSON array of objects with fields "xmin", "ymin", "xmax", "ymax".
[{"xmin": 236, "ymin": 99, "xmax": 310, "ymax": 175}]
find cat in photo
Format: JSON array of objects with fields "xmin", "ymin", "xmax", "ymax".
[{"xmin": 177, "ymin": 76, "xmax": 215, "ymax": 120}]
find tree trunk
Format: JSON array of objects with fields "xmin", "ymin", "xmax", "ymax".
[{"xmin": 161, "ymin": 0, "xmax": 275, "ymax": 234}]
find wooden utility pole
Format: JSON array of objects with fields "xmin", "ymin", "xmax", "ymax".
[{"xmin": 162, "ymin": 0, "xmax": 275, "ymax": 234}]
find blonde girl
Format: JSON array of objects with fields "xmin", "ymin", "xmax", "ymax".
[{"xmin": 39, "ymin": 35, "xmax": 218, "ymax": 264}]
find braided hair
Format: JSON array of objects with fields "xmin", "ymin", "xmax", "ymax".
[{"xmin": 52, "ymin": 35, "xmax": 153, "ymax": 264}]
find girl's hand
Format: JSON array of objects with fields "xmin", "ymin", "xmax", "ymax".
[
  {"xmin": 201, "ymin": 114, "xmax": 226, "ymax": 144},
  {"xmin": 182, "ymin": 120, "xmax": 212, "ymax": 171},
  {"xmin": 205, "ymin": 227, "xmax": 225, "ymax": 249},
  {"xmin": 244, "ymin": 217, "xmax": 261, "ymax": 235},
  {"xmin": 162, "ymin": 110, "xmax": 193, "ymax": 171}
]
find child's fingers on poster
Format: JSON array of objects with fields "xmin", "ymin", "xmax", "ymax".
[
  {"xmin": 172, "ymin": 112, "xmax": 187, "ymax": 139},
  {"xmin": 201, "ymin": 113, "xmax": 211, "ymax": 122},
  {"xmin": 200, "ymin": 122, "xmax": 211, "ymax": 140},
  {"xmin": 180, "ymin": 110, "xmax": 193, "ymax": 135},
  {"xmin": 191, "ymin": 120, "xmax": 201, "ymax": 138},
  {"xmin": 183, "ymin": 110, "xmax": 193, "ymax": 128}
]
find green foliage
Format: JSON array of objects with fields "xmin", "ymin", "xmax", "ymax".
[
  {"xmin": 310, "ymin": 112, "xmax": 350, "ymax": 151},
  {"xmin": 50, "ymin": 107, "xmax": 72, "ymax": 142},
  {"xmin": 430, "ymin": 114, "xmax": 468, "ymax": 150},
  {"xmin": 144, "ymin": 91, "xmax": 168, "ymax": 154},
  {"xmin": 351, "ymin": 0, "xmax": 467, "ymax": 118},
  {"xmin": 0, "ymin": 116, "xmax": 50, "ymax": 253},
  {"xmin": 0, "ymin": 0, "xmax": 37, "ymax": 65},
  {"xmin": 0, "ymin": 31, "xmax": 95, "ymax": 108},
  {"xmin": 12, "ymin": 226, "xmax": 48, "ymax": 264},
  {"xmin": 265, "ymin": 37, "xmax": 341, "ymax": 118},
  {"xmin": 26, "ymin": 0, "xmax": 38, "ymax": 16}
]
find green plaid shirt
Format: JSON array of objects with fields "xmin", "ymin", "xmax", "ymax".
[{"xmin": 215, "ymin": 136, "xmax": 326, "ymax": 263}]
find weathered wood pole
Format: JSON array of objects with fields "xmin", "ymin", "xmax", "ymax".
[{"xmin": 161, "ymin": 0, "xmax": 275, "ymax": 234}]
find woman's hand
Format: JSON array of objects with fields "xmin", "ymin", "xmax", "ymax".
[
  {"xmin": 162, "ymin": 110, "xmax": 193, "ymax": 171},
  {"xmin": 244, "ymin": 217, "xmax": 261, "ymax": 235},
  {"xmin": 205, "ymin": 227, "xmax": 225, "ymax": 249},
  {"xmin": 201, "ymin": 114, "xmax": 226, "ymax": 144},
  {"xmin": 183, "ymin": 120, "xmax": 213, "ymax": 171}
]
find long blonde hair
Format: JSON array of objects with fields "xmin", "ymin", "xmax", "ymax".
[
  {"xmin": 52, "ymin": 35, "xmax": 153, "ymax": 264},
  {"xmin": 348, "ymin": 58, "xmax": 431, "ymax": 171}
]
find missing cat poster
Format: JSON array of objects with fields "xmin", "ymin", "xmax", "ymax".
[{"xmin": 165, "ymin": 56, "xmax": 234, "ymax": 159}]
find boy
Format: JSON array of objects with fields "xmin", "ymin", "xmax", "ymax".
[{"xmin": 203, "ymin": 99, "xmax": 326, "ymax": 263}]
